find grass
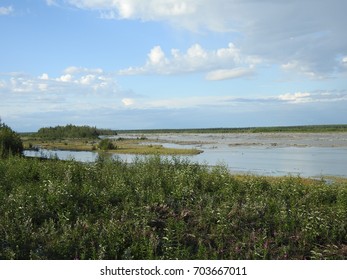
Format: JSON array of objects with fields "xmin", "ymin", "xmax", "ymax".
[
  {"xmin": 0, "ymin": 155, "xmax": 346, "ymax": 260},
  {"xmin": 21, "ymin": 137, "xmax": 202, "ymax": 156}
]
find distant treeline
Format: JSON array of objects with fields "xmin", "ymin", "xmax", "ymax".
[
  {"xmin": 35, "ymin": 124, "xmax": 117, "ymax": 139},
  {"xmin": 118, "ymin": 124, "xmax": 347, "ymax": 134}
]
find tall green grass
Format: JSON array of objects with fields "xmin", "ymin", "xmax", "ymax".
[{"xmin": 0, "ymin": 156, "xmax": 346, "ymax": 259}]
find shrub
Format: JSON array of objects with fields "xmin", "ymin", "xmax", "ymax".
[
  {"xmin": 0, "ymin": 119, "xmax": 23, "ymax": 158},
  {"xmin": 98, "ymin": 138, "xmax": 116, "ymax": 151},
  {"xmin": 0, "ymin": 155, "xmax": 346, "ymax": 260}
]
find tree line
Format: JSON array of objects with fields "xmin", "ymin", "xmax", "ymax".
[
  {"xmin": 117, "ymin": 124, "xmax": 347, "ymax": 134},
  {"xmin": 36, "ymin": 124, "xmax": 117, "ymax": 139}
]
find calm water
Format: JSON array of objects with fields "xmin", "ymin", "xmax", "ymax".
[{"xmin": 24, "ymin": 143, "xmax": 347, "ymax": 178}]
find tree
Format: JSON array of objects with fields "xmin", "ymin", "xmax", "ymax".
[
  {"xmin": 98, "ymin": 138, "xmax": 116, "ymax": 151},
  {"xmin": 0, "ymin": 119, "xmax": 23, "ymax": 158},
  {"xmin": 36, "ymin": 124, "xmax": 117, "ymax": 139}
]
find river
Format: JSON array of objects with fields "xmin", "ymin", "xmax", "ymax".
[{"xmin": 24, "ymin": 132, "xmax": 347, "ymax": 178}]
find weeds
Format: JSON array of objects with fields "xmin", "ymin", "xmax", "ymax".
[{"xmin": 0, "ymin": 156, "xmax": 346, "ymax": 259}]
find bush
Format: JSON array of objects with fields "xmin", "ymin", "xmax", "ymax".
[
  {"xmin": 0, "ymin": 119, "xmax": 23, "ymax": 158},
  {"xmin": 98, "ymin": 138, "xmax": 116, "ymax": 151},
  {"xmin": 0, "ymin": 156, "xmax": 346, "ymax": 259}
]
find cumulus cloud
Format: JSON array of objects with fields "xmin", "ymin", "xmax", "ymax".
[
  {"xmin": 7, "ymin": 68, "xmax": 114, "ymax": 92},
  {"xmin": 56, "ymin": 0, "xmax": 347, "ymax": 78},
  {"xmin": 58, "ymin": 74, "xmax": 73, "ymax": 82},
  {"xmin": 0, "ymin": 68, "xmax": 130, "ymax": 115},
  {"xmin": 119, "ymin": 42, "xmax": 258, "ymax": 79},
  {"xmin": 148, "ymin": 46, "xmax": 167, "ymax": 65},
  {"xmin": 38, "ymin": 73, "xmax": 49, "ymax": 80},
  {"xmin": 0, "ymin": 6, "xmax": 13, "ymax": 15}
]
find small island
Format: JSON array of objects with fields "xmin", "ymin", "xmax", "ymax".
[{"xmin": 21, "ymin": 124, "xmax": 202, "ymax": 156}]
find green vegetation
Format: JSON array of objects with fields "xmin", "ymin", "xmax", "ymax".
[
  {"xmin": 36, "ymin": 124, "xmax": 117, "ymax": 139},
  {"xmin": 21, "ymin": 124, "xmax": 201, "ymax": 155},
  {"xmin": 98, "ymin": 138, "xmax": 117, "ymax": 151},
  {"xmin": 0, "ymin": 119, "xmax": 23, "ymax": 159},
  {"xmin": 22, "ymin": 136, "xmax": 201, "ymax": 155},
  {"xmin": 117, "ymin": 124, "xmax": 347, "ymax": 134},
  {"xmin": 114, "ymin": 144, "xmax": 201, "ymax": 155},
  {"xmin": 0, "ymin": 156, "xmax": 346, "ymax": 260}
]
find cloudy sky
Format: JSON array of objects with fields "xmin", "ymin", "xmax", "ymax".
[{"xmin": 1, "ymin": 0, "xmax": 347, "ymax": 131}]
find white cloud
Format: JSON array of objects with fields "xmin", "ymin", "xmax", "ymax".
[
  {"xmin": 187, "ymin": 44, "xmax": 207, "ymax": 59},
  {"xmin": 281, "ymin": 60, "xmax": 324, "ymax": 79},
  {"xmin": 119, "ymin": 42, "xmax": 258, "ymax": 79},
  {"xmin": 275, "ymin": 91, "xmax": 347, "ymax": 104},
  {"xmin": 0, "ymin": 6, "xmax": 13, "ymax": 15},
  {"xmin": 38, "ymin": 83, "xmax": 49, "ymax": 91},
  {"xmin": 59, "ymin": 0, "xmax": 347, "ymax": 78},
  {"xmin": 148, "ymin": 46, "xmax": 167, "ymax": 65},
  {"xmin": 67, "ymin": 0, "xmax": 196, "ymax": 21},
  {"xmin": 79, "ymin": 74, "xmax": 95, "ymax": 85},
  {"xmin": 115, "ymin": 91, "xmax": 347, "ymax": 111},
  {"xmin": 342, "ymin": 56, "xmax": 347, "ymax": 69},
  {"xmin": 58, "ymin": 74, "xmax": 73, "ymax": 82},
  {"xmin": 122, "ymin": 98, "xmax": 135, "ymax": 106},
  {"xmin": 205, "ymin": 68, "xmax": 254, "ymax": 81},
  {"xmin": 278, "ymin": 92, "xmax": 312, "ymax": 103},
  {"xmin": 0, "ymin": 67, "xmax": 122, "ymax": 96},
  {"xmin": 0, "ymin": 68, "xmax": 136, "ymax": 120},
  {"xmin": 39, "ymin": 73, "xmax": 49, "ymax": 80},
  {"xmin": 125, "ymin": 95, "xmax": 233, "ymax": 110},
  {"xmin": 63, "ymin": 66, "xmax": 103, "ymax": 75}
]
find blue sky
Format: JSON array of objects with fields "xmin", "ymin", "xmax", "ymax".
[{"xmin": 1, "ymin": 0, "xmax": 347, "ymax": 131}]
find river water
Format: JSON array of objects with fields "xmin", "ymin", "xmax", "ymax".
[{"xmin": 24, "ymin": 133, "xmax": 347, "ymax": 178}]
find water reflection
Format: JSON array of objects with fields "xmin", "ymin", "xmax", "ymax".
[{"xmin": 24, "ymin": 144, "xmax": 347, "ymax": 178}]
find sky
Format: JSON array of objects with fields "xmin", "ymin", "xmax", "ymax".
[{"xmin": 1, "ymin": 0, "xmax": 347, "ymax": 132}]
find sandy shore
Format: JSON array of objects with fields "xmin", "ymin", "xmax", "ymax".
[{"xmin": 140, "ymin": 132, "xmax": 347, "ymax": 148}]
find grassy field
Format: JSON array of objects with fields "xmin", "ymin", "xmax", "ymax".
[{"xmin": 0, "ymin": 156, "xmax": 346, "ymax": 260}]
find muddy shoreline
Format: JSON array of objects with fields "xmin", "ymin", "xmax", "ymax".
[{"xmin": 137, "ymin": 132, "xmax": 347, "ymax": 148}]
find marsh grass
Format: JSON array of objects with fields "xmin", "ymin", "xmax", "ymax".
[
  {"xmin": 0, "ymin": 156, "xmax": 346, "ymax": 259},
  {"xmin": 22, "ymin": 138, "xmax": 201, "ymax": 155}
]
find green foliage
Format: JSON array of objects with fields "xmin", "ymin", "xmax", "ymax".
[
  {"xmin": 0, "ymin": 119, "xmax": 23, "ymax": 158},
  {"xmin": 98, "ymin": 138, "xmax": 116, "ymax": 151},
  {"xmin": 0, "ymin": 156, "xmax": 346, "ymax": 260},
  {"xmin": 35, "ymin": 124, "xmax": 117, "ymax": 139}
]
